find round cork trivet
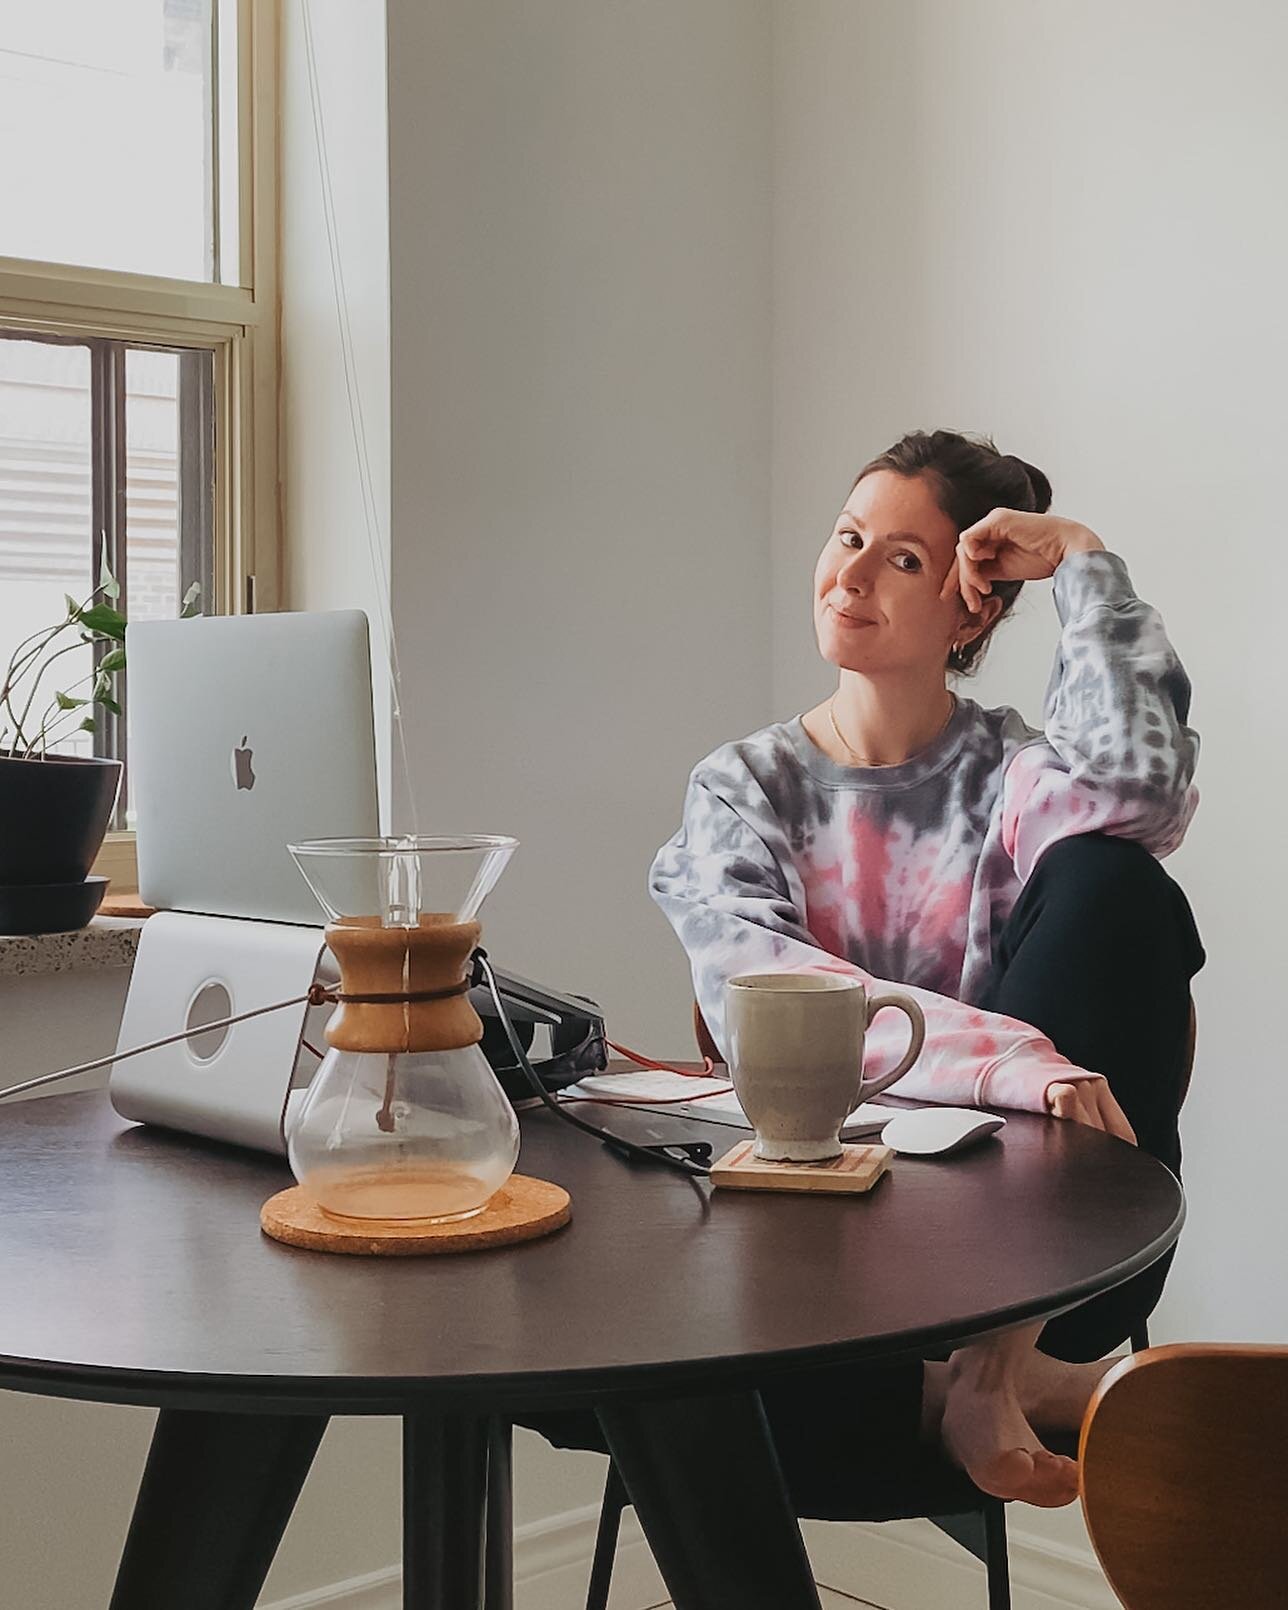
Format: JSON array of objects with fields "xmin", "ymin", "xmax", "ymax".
[{"xmin": 259, "ymin": 1175, "xmax": 571, "ymax": 1257}]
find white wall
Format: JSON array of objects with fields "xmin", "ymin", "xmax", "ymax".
[
  {"xmin": 386, "ymin": 0, "xmax": 774, "ymax": 1051},
  {"xmin": 773, "ymin": 0, "xmax": 1288, "ymax": 1591},
  {"xmin": 0, "ymin": 970, "xmax": 128, "ymax": 1092},
  {"xmin": 281, "ymin": 0, "xmax": 394, "ymax": 819}
]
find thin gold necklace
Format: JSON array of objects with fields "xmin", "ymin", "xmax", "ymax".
[{"xmin": 827, "ymin": 693, "xmax": 956, "ymax": 768}]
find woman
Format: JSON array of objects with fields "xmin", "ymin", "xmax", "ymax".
[{"xmin": 647, "ymin": 429, "xmax": 1204, "ymax": 1507}]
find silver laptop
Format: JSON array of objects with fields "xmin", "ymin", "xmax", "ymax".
[{"xmin": 128, "ymin": 610, "xmax": 380, "ymax": 925}]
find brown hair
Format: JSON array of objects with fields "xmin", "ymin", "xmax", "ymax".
[{"xmin": 855, "ymin": 429, "xmax": 1052, "ymax": 675}]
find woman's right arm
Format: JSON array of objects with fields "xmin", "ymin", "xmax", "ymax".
[
  {"xmin": 650, "ymin": 772, "xmax": 1109, "ymax": 1116},
  {"xmin": 1001, "ymin": 549, "xmax": 1200, "ymax": 881}
]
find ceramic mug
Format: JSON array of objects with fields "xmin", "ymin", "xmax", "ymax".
[{"xmin": 725, "ymin": 973, "xmax": 926, "ymax": 1162}]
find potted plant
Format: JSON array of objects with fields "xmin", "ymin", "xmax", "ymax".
[{"xmin": 0, "ymin": 562, "xmax": 196, "ymax": 934}]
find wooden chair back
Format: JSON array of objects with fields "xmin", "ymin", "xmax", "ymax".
[
  {"xmin": 693, "ymin": 1001, "xmax": 721, "ymax": 1065},
  {"xmin": 1079, "ymin": 1344, "xmax": 1288, "ymax": 1609}
]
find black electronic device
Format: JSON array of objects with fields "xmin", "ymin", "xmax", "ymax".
[
  {"xmin": 470, "ymin": 963, "xmax": 609, "ymax": 1103},
  {"xmin": 470, "ymin": 949, "xmax": 711, "ymax": 1177}
]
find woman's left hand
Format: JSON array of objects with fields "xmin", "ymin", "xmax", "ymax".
[
  {"xmin": 1046, "ymin": 1078, "xmax": 1137, "ymax": 1145},
  {"xmin": 940, "ymin": 509, "xmax": 1105, "ymax": 613}
]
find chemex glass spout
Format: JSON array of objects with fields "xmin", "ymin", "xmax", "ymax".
[{"xmin": 288, "ymin": 834, "xmax": 517, "ymax": 929}]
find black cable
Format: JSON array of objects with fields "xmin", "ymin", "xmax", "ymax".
[{"xmin": 471, "ymin": 948, "xmax": 711, "ymax": 1179}]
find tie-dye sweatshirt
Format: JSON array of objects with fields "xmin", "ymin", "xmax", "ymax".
[{"xmin": 649, "ymin": 550, "xmax": 1198, "ymax": 1114}]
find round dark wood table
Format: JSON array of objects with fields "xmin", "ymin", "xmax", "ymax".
[{"xmin": 0, "ymin": 1090, "xmax": 1183, "ymax": 1610}]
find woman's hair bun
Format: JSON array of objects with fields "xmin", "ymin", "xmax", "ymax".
[{"xmin": 1007, "ymin": 455, "xmax": 1052, "ymax": 514}]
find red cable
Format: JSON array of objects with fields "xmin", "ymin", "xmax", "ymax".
[
  {"xmin": 605, "ymin": 1038, "xmax": 718, "ymax": 1078},
  {"xmin": 555, "ymin": 1039, "xmax": 730, "ymax": 1108}
]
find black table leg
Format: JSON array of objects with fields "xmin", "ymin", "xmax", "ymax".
[
  {"xmin": 596, "ymin": 1390, "xmax": 821, "ymax": 1610},
  {"xmin": 483, "ymin": 1419, "xmax": 514, "ymax": 1610},
  {"xmin": 403, "ymin": 1411, "xmax": 489, "ymax": 1610},
  {"xmin": 110, "ymin": 1409, "xmax": 328, "ymax": 1610}
]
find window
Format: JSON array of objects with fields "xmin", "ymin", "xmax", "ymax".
[
  {"xmin": 0, "ymin": 0, "xmax": 279, "ymax": 884},
  {"xmin": 0, "ymin": 0, "xmax": 241, "ymax": 282},
  {"xmin": 0, "ymin": 334, "xmax": 214, "ymax": 823}
]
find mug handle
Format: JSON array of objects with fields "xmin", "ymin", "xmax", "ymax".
[{"xmin": 859, "ymin": 993, "xmax": 927, "ymax": 1100}]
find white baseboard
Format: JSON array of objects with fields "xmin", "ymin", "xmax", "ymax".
[
  {"xmin": 259, "ymin": 1566, "xmax": 400, "ymax": 1610},
  {"xmin": 257, "ymin": 1500, "xmax": 668, "ymax": 1610},
  {"xmin": 260, "ymin": 1571, "xmax": 397, "ymax": 1610},
  {"xmin": 258, "ymin": 1503, "xmax": 1112, "ymax": 1610}
]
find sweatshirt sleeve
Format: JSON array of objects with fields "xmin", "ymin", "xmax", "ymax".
[
  {"xmin": 1001, "ymin": 549, "xmax": 1200, "ymax": 882},
  {"xmin": 650, "ymin": 769, "xmax": 1104, "ymax": 1114}
]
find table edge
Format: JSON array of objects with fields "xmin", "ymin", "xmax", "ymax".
[{"xmin": 0, "ymin": 1184, "xmax": 1183, "ymax": 1414}]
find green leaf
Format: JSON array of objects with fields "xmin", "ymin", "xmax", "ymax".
[
  {"xmin": 65, "ymin": 594, "xmax": 82, "ymax": 619},
  {"xmin": 54, "ymin": 691, "xmax": 87, "ymax": 711},
  {"xmin": 98, "ymin": 553, "xmax": 120, "ymax": 600},
  {"xmin": 79, "ymin": 716, "xmax": 96, "ymax": 733},
  {"xmin": 76, "ymin": 603, "xmax": 127, "ymax": 641},
  {"xmin": 96, "ymin": 694, "xmax": 122, "ymax": 716},
  {"xmin": 180, "ymin": 582, "xmax": 202, "ymax": 619},
  {"xmin": 98, "ymin": 646, "xmax": 126, "ymax": 672}
]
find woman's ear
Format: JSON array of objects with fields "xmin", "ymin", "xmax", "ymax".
[{"xmin": 957, "ymin": 591, "xmax": 1006, "ymax": 651}]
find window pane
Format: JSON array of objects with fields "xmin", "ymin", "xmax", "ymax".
[
  {"xmin": 0, "ymin": 0, "xmax": 239, "ymax": 283},
  {"xmin": 118, "ymin": 344, "xmax": 214, "ymax": 827},
  {"xmin": 0, "ymin": 336, "xmax": 95, "ymax": 759},
  {"xmin": 125, "ymin": 345, "xmax": 214, "ymax": 625},
  {"xmin": 0, "ymin": 333, "xmax": 215, "ymax": 813},
  {"xmin": 126, "ymin": 350, "xmax": 181, "ymax": 621}
]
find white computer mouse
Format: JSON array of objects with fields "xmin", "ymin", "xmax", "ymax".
[{"xmin": 880, "ymin": 1107, "xmax": 1006, "ymax": 1157}]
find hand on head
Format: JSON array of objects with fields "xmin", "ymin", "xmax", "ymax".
[{"xmin": 940, "ymin": 509, "xmax": 1105, "ymax": 615}]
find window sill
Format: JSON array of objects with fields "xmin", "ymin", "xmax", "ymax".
[{"xmin": 0, "ymin": 917, "xmax": 146, "ymax": 978}]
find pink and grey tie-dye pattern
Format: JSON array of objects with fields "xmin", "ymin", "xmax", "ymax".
[{"xmin": 650, "ymin": 550, "xmax": 1198, "ymax": 1113}]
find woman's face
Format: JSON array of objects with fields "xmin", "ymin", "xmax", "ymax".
[{"xmin": 813, "ymin": 469, "xmax": 978, "ymax": 675}]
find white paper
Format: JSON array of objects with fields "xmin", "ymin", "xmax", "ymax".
[{"xmin": 562, "ymin": 1071, "xmax": 892, "ymax": 1136}]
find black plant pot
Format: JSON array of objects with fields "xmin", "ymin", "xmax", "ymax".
[{"xmin": 0, "ymin": 750, "xmax": 123, "ymax": 893}]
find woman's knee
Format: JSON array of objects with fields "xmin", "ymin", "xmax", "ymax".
[
  {"xmin": 1033, "ymin": 832, "xmax": 1167, "ymax": 898},
  {"xmin": 1033, "ymin": 833, "xmax": 1177, "ymax": 919},
  {"xmin": 1027, "ymin": 834, "xmax": 1204, "ymax": 972}
]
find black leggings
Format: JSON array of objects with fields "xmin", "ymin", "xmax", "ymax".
[
  {"xmin": 520, "ymin": 833, "xmax": 1205, "ymax": 1475},
  {"xmin": 980, "ymin": 831, "xmax": 1203, "ymax": 1360}
]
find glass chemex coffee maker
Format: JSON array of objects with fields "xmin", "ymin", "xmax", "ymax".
[{"xmin": 286, "ymin": 835, "xmax": 521, "ymax": 1226}]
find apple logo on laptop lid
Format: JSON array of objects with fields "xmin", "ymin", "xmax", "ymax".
[{"xmin": 232, "ymin": 737, "xmax": 256, "ymax": 791}]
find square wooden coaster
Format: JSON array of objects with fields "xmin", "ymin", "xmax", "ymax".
[{"xmin": 710, "ymin": 1139, "xmax": 893, "ymax": 1195}]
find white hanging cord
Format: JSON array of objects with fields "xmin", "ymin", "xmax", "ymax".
[
  {"xmin": 0, "ymin": 990, "xmax": 318, "ymax": 1104},
  {"xmin": 300, "ymin": 0, "xmax": 420, "ymax": 834}
]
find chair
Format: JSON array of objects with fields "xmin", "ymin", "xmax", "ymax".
[
  {"xmin": 572, "ymin": 998, "xmax": 1200, "ymax": 1610},
  {"xmin": 1080, "ymin": 1345, "xmax": 1288, "ymax": 1609},
  {"xmin": 585, "ymin": 1442, "xmax": 1022, "ymax": 1610}
]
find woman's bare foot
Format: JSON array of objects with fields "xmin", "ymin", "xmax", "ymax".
[
  {"xmin": 930, "ymin": 1334, "xmax": 1080, "ymax": 1507},
  {"xmin": 1017, "ymin": 1347, "xmax": 1117, "ymax": 1434}
]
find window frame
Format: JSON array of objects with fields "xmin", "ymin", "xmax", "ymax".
[{"xmin": 0, "ymin": 0, "xmax": 279, "ymax": 893}]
